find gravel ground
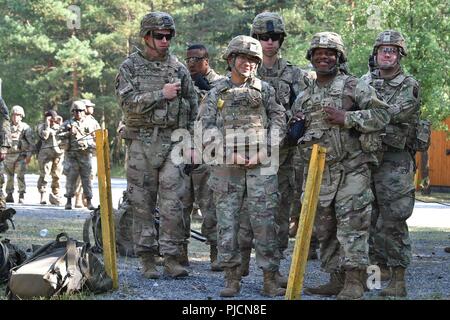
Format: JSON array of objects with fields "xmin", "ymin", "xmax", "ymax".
[{"xmin": 1, "ymin": 175, "xmax": 449, "ymax": 300}]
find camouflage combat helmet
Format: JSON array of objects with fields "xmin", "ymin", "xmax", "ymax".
[
  {"xmin": 250, "ymin": 12, "xmax": 286, "ymax": 37},
  {"xmin": 70, "ymin": 100, "xmax": 86, "ymax": 112},
  {"xmin": 139, "ymin": 12, "xmax": 176, "ymax": 38},
  {"xmin": 373, "ymin": 30, "xmax": 407, "ymax": 56},
  {"xmin": 306, "ymin": 32, "xmax": 347, "ymax": 63},
  {"xmin": 222, "ymin": 35, "xmax": 263, "ymax": 63},
  {"xmin": 11, "ymin": 105, "xmax": 25, "ymax": 117}
]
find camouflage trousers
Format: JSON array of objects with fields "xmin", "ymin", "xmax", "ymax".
[
  {"xmin": 1, "ymin": 154, "xmax": 27, "ymax": 194},
  {"xmin": 190, "ymin": 165, "xmax": 217, "ymax": 246},
  {"xmin": 290, "ymin": 147, "xmax": 304, "ymax": 220},
  {"xmin": 312, "ymin": 163, "xmax": 372, "ymax": 273},
  {"xmin": 210, "ymin": 166, "xmax": 280, "ymax": 272},
  {"xmin": 74, "ymin": 155, "xmax": 97, "ymax": 199},
  {"xmin": 63, "ymin": 150, "xmax": 93, "ymax": 199},
  {"xmin": 238, "ymin": 149, "xmax": 294, "ymax": 256},
  {"xmin": 126, "ymin": 139, "xmax": 191, "ymax": 257},
  {"xmin": 369, "ymin": 150, "xmax": 415, "ymax": 268},
  {"xmin": 37, "ymin": 149, "xmax": 63, "ymax": 195}
]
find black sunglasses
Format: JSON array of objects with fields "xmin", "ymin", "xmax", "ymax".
[
  {"xmin": 258, "ymin": 33, "xmax": 282, "ymax": 42},
  {"xmin": 152, "ymin": 32, "xmax": 174, "ymax": 41},
  {"xmin": 185, "ymin": 56, "xmax": 206, "ymax": 64},
  {"xmin": 73, "ymin": 109, "xmax": 85, "ymax": 113}
]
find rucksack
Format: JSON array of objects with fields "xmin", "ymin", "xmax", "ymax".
[
  {"xmin": 6, "ymin": 233, "xmax": 113, "ymax": 299},
  {"xmin": 0, "ymin": 239, "xmax": 27, "ymax": 284},
  {"xmin": 83, "ymin": 192, "xmax": 137, "ymax": 257}
]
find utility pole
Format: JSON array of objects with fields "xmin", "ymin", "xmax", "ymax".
[{"xmin": 67, "ymin": 5, "xmax": 81, "ymax": 99}]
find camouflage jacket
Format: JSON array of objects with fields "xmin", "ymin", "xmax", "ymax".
[
  {"xmin": 195, "ymin": 68, "xmax": 225, "ymax": 113},
  {"xmin": 292, "ymin": 71, "xmax": 391, "ymax": 169},
  {"xmin": 83, "ymin": 114, "xmax": 101, "ymax": 151},
  {"xmin": 0, "ymin": 98, "xmax": 11, "ymax": 153},
  {"xmin": 8, "ymin": 121, "xmax": 34, "ymax": 158},
  {"xmin": 115, "ymin": 50, "xmax": 198, "ymax": 134},
  {"xmin": 361, "ymin": 68, "xmax": 420, "ymax": 151},
  {"xmin": 37, "ymin": 121, "xmax": 63, "ymax": 155},
  {"xmin": 198, "ymin": 75, "xmax": 286, "ymax": 165},
  {"xmin": 257, "ymin": 58, "xmax": 310, "ymax": 117},
  {"xmin": 59, "ymin": 117, "xmax": 93, "ymax": 152}
]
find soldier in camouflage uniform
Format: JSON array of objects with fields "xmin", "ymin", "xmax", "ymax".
[
  {"xmin": 59, "ymin": 101, "xmax": 96, "ymax": 211},
  {"xmin": 36, "ymin": 110, "xmax": 64, "ymax": 205},
  {"xmin": 240, "ymin": 12, "xmax": 317, "ymax": 276},
  {"xmin": 291, "ymin": 32, "xmax": 391, "ymax": 300},
  {"xmin": 1, "ymin": 105, "xmax": 34, "ymax": 204},
  {"xmin": 198, "ymin": 35, "xmax": 286, "ymax": 297},
  {"xmin": 73, "ymin": 99, "xmax": 100, "ymax": 208},
  {"xmin": 0, "ymin": 98, "xmax": 11, "ymax": 209},
  {"xmin": 184, "ymin": 44, "xmax": 224, "ymax": 271},
  {"xmin": 362, "ymin": 31, "xmax": 421, "ymax": 297},
  {"xmin": 115, "ymin": 12, "xmax": 198, "ymax": 279}
]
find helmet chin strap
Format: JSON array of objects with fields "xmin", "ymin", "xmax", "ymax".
[
  {"xmin": 230, "ymin": 55, "xmax": 256, "ymax": 79},
  {"xmin": 144, "ymin": 32, "xmax": 167, "ymax": 56},
  {"xmin": 314, "ymin": 51, "xmax": 339, "ymax": 76}
]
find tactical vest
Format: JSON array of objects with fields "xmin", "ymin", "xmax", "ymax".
[
  {"xmin": 299, "ymin": 74, "xmax": 360, "ymax": 164},
  {"xmin": 216, "ymin": 79, "xmax": 268, "ymax": 149},
  {"xmin": 258, "ymin": 59, "xmax": 294, "ymax": 110},
  {"xmin": 365, "ymin": 72, "xmax": 419, "ymax": 151},
  {"xmin": 124, "ymin": 53, "xmax": 183, "ymax": 129}
]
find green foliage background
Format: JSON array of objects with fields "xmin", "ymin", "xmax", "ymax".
[{"xmin": 1, "ymin": 0, "xmax": 449, "ymax": 163}]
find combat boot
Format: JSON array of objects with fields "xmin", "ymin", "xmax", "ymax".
[
  {"xmin": 155, "ymin": 254, "xmax": 164, "ymax": 266},
  {"xmin": 337, "ymin": 269, "xmax": 365, "ymax": 300},
  {"xmin": 179, "ymin": 243, "xmax": 190, "ymax": 267},
  {"xmin": 239, "ymin": 249, "xmax": 251, "ymax": 277},
  {"xmin": 139, "ymin": 253, "xmax": 160, "ymax": 279},
  {"xmin": 304, "ymin": 271, "xmax": 345, "ymax": 296},
  {"xmin": 261, "ymin": 270, "xmax": 286, "ymax": 297},
  {"xmin": 5, "ymin": 193, "xmax": 14, "ymax": 203},
  {"xmin": 40, "ymin": 192, "xmax": 47, "ymax": 205},
  {"xmin": 275, "ymin": 270, "xmax": 288, "ymax": 288},
  {"xmin": 163, "ymin": 255, "xmax": 189, "ymax": 278},
  {"xmin": 18, "ymin": 192, "xmax": 25, "ymax": 204},
  {"xmin": 220, "ymin": 267, "xmax": 241, "ymax": 297},
  {"xmin": 379, "ymin": 264, "xmax": 392, "ymax": 281},
  {"xmin": 288, "ymin": 217, "xmax": 299, "ymax": 238},
  {"xmin": 74, "ymin": 193, "xmax": 83, "ymax": 208},
  {"xmin": 49, "ymin": 193, "xmax": 61, "ymax": 205},
  {"xmin": 379, "ymin": 266, "xmax": 407, "ymax": 297},
  {"xmin": 65, "ymin": 197, "xmax": 72, "ymax": 210},
  {"xmin": 210, "ymin": 245, "xmax": 223, "ymax": 272},
  {"xmin": 85, "ymin": 199, "xmax": 96, "ymax": 211}
]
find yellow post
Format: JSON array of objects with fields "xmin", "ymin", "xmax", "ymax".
[
  {"xmin": 285, "ymin": 144, "xmax": 326, "ymax": 300},
  {"xmin": 95, "ymin": 129, "xmax": 119, "ymax": 289}
]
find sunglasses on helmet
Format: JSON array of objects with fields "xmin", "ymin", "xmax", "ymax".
[
  {"xmin": 72, "ymin": 109, "xmax": 85, "ymax": 113},
  {"xmin": 258, "ymin": 33, "xmax": 282, "ymax": 42},
  {"xmin": 377, "ymin": 47, "xmax": 398, "ymax": 54},
  {"xmin": 152, "ymin": 32, "xmax": 174, "ymax": 41}
]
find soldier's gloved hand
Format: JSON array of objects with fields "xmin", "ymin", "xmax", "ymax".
[
  {"xmin": 163, "ymin": 82, "xmax": 181, "ymax": 100},
  {"xmin": 192, "ymin": 74, "xmax": 211, "ymax": 91},
  {"xmin": 324, "ymin": 107, "xmax": 346, "ymax": 125}
]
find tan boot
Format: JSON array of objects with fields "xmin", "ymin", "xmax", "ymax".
[
  {"xmin": 86, "ymin": 199, "xmax": 96, "ymax": 210},
  {"xmin": 261, "ymin": 270, "xmax": 286, "ymax": 297},
  {"xmin": 379, "ymin": 266, "xmax": 407, "ymax": 297},
  {"xmin": 40, "ymin": 192, "xmax": 47, "ymax": 205},
  {"xmin": 239, "ymin": 249, "xmax": 251, "ymax": 277},
  {"xmin": 275, "ymin": 270, "xmax": 288, "ymax": 288},
  {"xmin": 163, "ymin": 255, "xmax": 189, "ymax": 278},
  {"xmin": 140, "ymin": 253, "xmax": 160, "ymax": 279},
  {"xmin": 288, "ymin": 217, "xmax": 299, "ymax": 238},
  {"xmin": 49, "ymin": 193, "xmax": 61, "ymax": 205},
  {"xmin": 178, "ymin": 243, "xmax": 190, "ymax": 267},
  {"xmin": 155, "ymin": 255, "xmax": 164, "ymax": 266},
  {"xmin": 75, "ymin": 193, "xmax": 83, "ymax": 208},
  {"xmin": 304, "ymin": 271, "xmax": 345, "ymax": 296},
  {"xmin": 337, "ymin": 269, "xmax": 365, "ymax": 300},
  {"xmin": 210, "ymin": 245, "xmax": 223, "ymax": 272},
  {"xmin": 220, "ymin": 267, "xmax": 241, "ymax": 297},
  {"xmin": 379, "ymin": 264, "xmax": 392, "ymax": 281}
]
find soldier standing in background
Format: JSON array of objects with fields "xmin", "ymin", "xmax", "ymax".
[
  {"xmin": 2, "ymin": 105, "xmax": 34, "ymax": 204},
  {"xmin": 291, "ymin": 32, "xmax": 391, "ymax": 300},
  {"xmin": 60, "ymin": 101, "xmax": 96, "ymax": 211},
  {"xmin": 0, "ymin": 97, "xmax": 11, "ymax": 209},
  {"xmin": 116, "ymin": 12, "xmax": 198, "ymax": 279},
  {"xmin": 73, "ymin": 99, "xmax": 100, "ymax": 208},
  {"xmin": 184, "ymin": 43, "xmax": 223, "ymax": 271},
  {"xmin": 198, "ymin": 35, "xmax": 286, "ymax": 297},
  {"xmin": 36, "ymin": 110, "xmax": 64, "ymax": 205},
  {"xmin": 362, "ymin": 30, "xmax": 422, "ymax": 297}
]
